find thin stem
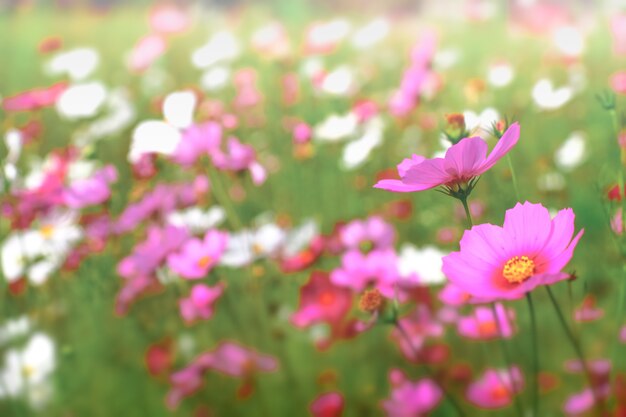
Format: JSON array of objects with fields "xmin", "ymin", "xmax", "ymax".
[
  {"xmin": 206, "ymin": 164, "xmax": 243, "ymax": 230},
  {"xmin": 525, "ymin": 292, "xmax": 540, "ymax": 417},
  {"xmin": 545, "ymin": 286, "xmax": 605, "ymax": 416},
  {"xmin": 506, "ymin": 154, "xmax": 521, "ymax": 202},
  {"xmin": 459, "ymin": 195, "xmax": 473, "ymax": 228},
  {"xmin": 394, "ymin": 322, "xmax": 466, "ymax": 417},
  {"xmin": 490, "ymin": 303, "xmax": 524, "ymax": 417}
]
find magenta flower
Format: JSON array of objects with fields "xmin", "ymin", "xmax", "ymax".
[
  {"xmin": 374, "ymin": 122, "xmax": 520, "ymax": 193},
  {"xmin": 563, "ymin": 360, "xmax": 611, "ymax": 415},
  {"xmin": 63, "ymin": 165, "xmax": 117, "ymax": 209},
  {"xmin": 457, "ymin": 304, "xmax": 515, "ymax": 340},
  {"xmin": 442, "ymin": 202, "xmax": 583, "ymax": 300},
  {"xmin": 381, "ymin": 368, "xmax": 441, "ymax": 417},
  {"xmin": 291, "ymin": 271, "xmax": 352, "ymax": 328},
  {"xmin": 310, "ymin": 392, "xmax": 344, "ymax": 417},
  {"xmin": 2, "ymin": 82, "xmax": 67, "ymax": 112},
  {"xmin": 202, "ymin": 341, "xmax": 278, "ymax": 377},
  {"xmin": 467, "ymin": 366, "xmax": 524, "ymax": 409},
  {"xmin": 339, "ymin": 216, "xmax": 395, "ymax": 252},
  {"xmin": 331, "ymin": 249, "xmax": 417, "ymax": 299},
  {"xmin": 167, "ymin": 230, "xmax": 228, "ymax": 279},
  {"xmin": 573, "ymin": 295, "xmax": 604, "ymax": 323},
  {"xmin": 211, "ymin": 137, "xmax": 267, "ymax": 185},
  {"xmin": 179, "ymin": 283, "xmax": 224, "ymax": 324},
  {"xmin": 172, "ymin": 122, "xmax": 221, "ymax": 166},
  {"xmin": 166, "ymin": 361, "xmax": 206, "ymax": 409}
]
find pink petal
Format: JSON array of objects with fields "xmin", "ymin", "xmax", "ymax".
[
  {"xmin": 402, "ymin": 158, "xmax": 451, "ymax": 190},
  {"xmin": 443, "ymin": 137, "xmax": 488, "ymax": 177},
  {"xmin": 479, "ymin": 122, "xmax": 520, "ymax": 172}
]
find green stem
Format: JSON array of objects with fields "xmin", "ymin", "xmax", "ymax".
[
  {"xmin": 459, "ymin": 195, "xmax": 473, "ymax": 228},
  {"xmin": 545, "ymin": 286, "xmax": 605, "ymax": 416},
  {"xmin": 526, "ymin": 292, "xmax": 540, "ymax": 417},
  {"xmin": 507, "ymin": 154, "xmax": 521, "ymax": 202},
  {"xmin": 394, "ymin": 321, "xmax": 466, "ymax": 417},
  {"xmin": 206, "ymin": 165, "xmax": 243, "ymax": 230},
  {"xmin": 490, "ymin": 303, "xmax": 524, "ymax": 417}
]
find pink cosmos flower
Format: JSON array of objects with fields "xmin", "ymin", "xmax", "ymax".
[
  {"xmin": 563, "ymin": 359, "xmax": 611, "ymax": 415},
  {"xmin": 279, "ymin": 236, "xmax": 324, "ymax": 273},
  {"xmin": 293, "ymin": 122, "xmax": 312, "ymax": 144},
  {"xmin": 2, "ymin": 82, "xmax": 67, "ymax": 112},
  {"xmin": 172, "ymin": 122, "xmax": 222, "ymax": 166},
  {"xmin": 467, "ymin": 366, "xmax": 524, "ymax": 409},
  {"xmin": 442, "ymin": 202, "xmax": 583, "ymax": 300},
  {"xmin": 211, "ymin": 137, "xmax": 267, "ymax": 185},
  {"xmin": 179, "ymin": 283, "xmax": 224, "ymax": 324},
  {"xmin": 610, "ymin": 71, "xmax": 626, "ymax": 95},
  {"xmin": 291, "ymin": 271, "xmax": 353, "ymax": 328},
  {"xmin": 457, "ymin": 304, "xmax": 515, "ymax": 340},
  {"xmin": 339, "ymin": 216, "xmax": 395, "ymax": 252},
  {"xmin": 63, "ymin": 165, "xmax": 118, "ymax": 209},
  {"xmin": 166, "ymin": 360, "xmax": 206, "ymax": 409},
  {"xmin": 331, "ymin": 249, "xmax": 418, "ymax": 300},
  {"xmin": 573, "ymin": 295, "xmax": 604, "ymax": 323},
  {"xmin": 128, "ymin": 34, "xmax": 167, "ymax": 73},
  {"xmin": 149, "ymin": 5, "xmax": 190, "ymax": 34},
  {"xmin": 381, "ymin": 368, "xmax": 441, "ymax": 417},
  {"xmin": 391, "ymin": 305, "xmax": 444, "ymax": 362},
  {"xmin": 202, "ymin": 341, "xmax": 278, "ymax": 377},
  {"xmin": 611, "ymin": 14, "xmax": 626, "ymax": 56},
  {"xmin": 388, "ymin": 31, "xmax": 437, "ymax": 117},
  {"xmin": 167, "ymin": 230, "xmax": 228, "ymax": 279},
  {"xmin": 375, "ymin": 122, "xmax": 520, "ymax": 193},
  {"xmin": 118, "ymin": 225, "xmax": 189, "ymax": 280},
  {"xmin": 310, "ymin": 392, "xmax": 344, "ymax": 417}
]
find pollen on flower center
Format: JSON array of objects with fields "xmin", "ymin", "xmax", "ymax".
[
  {"xmin": 502, "ymin": 256, "xmax": 535, "ymax": 284},
  {"xmin": 197, "ymin": 255, "xmax": 213, "ymax": 269}
]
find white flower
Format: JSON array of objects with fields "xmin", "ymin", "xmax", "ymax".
[
  {"xmin": 555, "ymin": 132, "xmax": 586, "ymax": 171},
  {"xmin": 1, "ymin": 210, "xmax": 82, "ymax": 285},
  {"xmin": 74, "ymin": 88, "xmax": 136, "ymax": 147},
  {"xmin": 314, "ymin": 112, "xmax": 359, "ymax": 142},
  {"xmin": 128, "ymin": 90, "xmax": 196, "ymax": 162},
  {"xmin": 398, "ymin": 244, "xmax": 447, "ymax": 285},
  {"xmin": 487, "ymin": 62, "xmax": 514, "ymax": 87},
  {"xmin": 320, "ymin": 66, "xmax": 355, "ymax": 96},
  {"xmin": 537, "ymin": 171, "xmax": 566, "ymax": 192},
  {"xmin": 341, "ymin": 116, "xmax": 385, "ymax": 170},
  {"xmin": 433, "ymin": 48, "xmax": 460, "ymax": 70},
  {"xmin": 351, "ymin": 18, "xmax": 389, "ymax": 49},
  {"xmin": 0, "ymin": 332, "xmax": 56, "ymax": 409},
  {"xmin": 0, "ymin": 317, "xmax": 31, "ymax": 346},
  {"xmin": 306, "ymin": 19, "xmax": 351, "ymax": 52},
  {"xmin": 166, "ymin": 206, "xmax": 226, "ymax": 234},
  {"xmin": 220, "ymin": 223, "xmax": 286, "ymax": 267},
  {"xmin": 191, "ymin": 31, "xmax": 240, "ymax": 69},
  {"xmin": 553, "ymin": 26, "xmax": 584, "ymax": 58},
  {"xmin": 56, "ymin": 81, "xmax": 107, "ymax": 119},
  {"xmin": 46, "ymin": 48, "xmax": 99, "ymax": 81},
  {"xmin": 200, "ymin": 66, "xmax": 230, "ymax": 91},
  {"xmin": 281, "ymin": 219, "xmax": 318, "ymax": 258},
  {"xmin": 463, "ymin": 108, "xmax": 499, "ymax": 134},
  {"xmin": 532, "ymin": 79, "xmax": 573, "ymax": 111}
]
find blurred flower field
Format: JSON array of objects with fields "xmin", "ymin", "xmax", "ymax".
[{"xmin": 2, "ymin": 1, "xmax": 626, "ymax": 416}]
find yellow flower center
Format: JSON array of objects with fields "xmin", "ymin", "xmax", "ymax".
[
  {"xmin": 40, "ymin": 224, "xmax": 55, "ymax": 239},
  {"xmin": 197, "ymin": 255, "xmax": 212, "ymax": 269},
  {"xmin": 22, "ymin": 365, "xmax": 35, "ymax": 378},
  {"xmin": 502, "ymin": 256, "xmax": 535, "ymax": 284}
]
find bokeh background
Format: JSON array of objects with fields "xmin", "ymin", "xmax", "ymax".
[{"xmin": 2, "ymin": 0, "xmax": 626, "ymax": 416}]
